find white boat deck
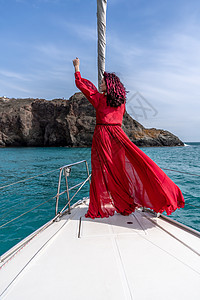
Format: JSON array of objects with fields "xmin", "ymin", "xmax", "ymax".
[{"xmin": 0, "ymin": 198, "xmax": 200, "ymax": 300}]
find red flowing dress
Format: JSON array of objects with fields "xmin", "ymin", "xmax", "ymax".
[{"xmin": 75, "ymin": 71, "xmax": 185, "ymax": 219}]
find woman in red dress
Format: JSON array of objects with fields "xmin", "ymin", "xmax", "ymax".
[{"xmin": 73, "ymin": 58, "xmax": 185, "ymax": 219}]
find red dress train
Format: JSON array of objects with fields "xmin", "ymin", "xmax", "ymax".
[{"xmin": 75, "ymin": 71, "xmax": 185, "ymax": 219}]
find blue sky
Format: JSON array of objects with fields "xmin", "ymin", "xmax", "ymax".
[{"xmin": 0, "ymin": 0, "xmax": 200, "ymax": 142}]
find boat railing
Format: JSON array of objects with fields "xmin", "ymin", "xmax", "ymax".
[
  {"xmin": 54, "ymin": 160, "xmax": 91, "ymax": 218},
  {"xmin": 0, "ymin": 160, "xmax": 91, "ymax": 228},
  {"xmin": 0, "ymin": 160, "xmax": 91, "ymax": 263},
  {"xmin": 1, "ymin": 160, "xmax": 200, "ymax": 264}
]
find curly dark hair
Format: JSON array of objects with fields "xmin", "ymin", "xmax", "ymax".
[{"xmin": 103, "ymin": 72, "xmax": 127, "ymax": 107}]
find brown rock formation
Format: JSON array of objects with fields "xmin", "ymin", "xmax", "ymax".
[{"xmin": 0, "ymin": 94, "xmax": 184, "ymax": 147}]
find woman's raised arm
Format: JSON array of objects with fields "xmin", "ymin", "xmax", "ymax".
[{"xmin": 72, "ymin": 58, "xmax": 100, "ymax": 109}]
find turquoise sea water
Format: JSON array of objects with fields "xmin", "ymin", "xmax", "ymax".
[{"xmin": 0, "ymin": 143, "xmax": 200, "ymax": 256}]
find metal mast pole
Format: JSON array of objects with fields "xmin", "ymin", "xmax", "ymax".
[{"xmin": 97, "ymin": 0, "xmax": 107, "ymax": 91}]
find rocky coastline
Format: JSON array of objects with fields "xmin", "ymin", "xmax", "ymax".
[{"xmin": 0, "ymin": 94, "xmax": 184, "ymax": 147}]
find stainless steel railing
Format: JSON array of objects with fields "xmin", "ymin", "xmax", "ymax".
[
  {"xmin": 0, "ymin": 160, "xmax": 91, "ymax": 229},
  {"xmin": 0, "ymin": 160, "xmax": 91, "ymax": 264},
  {"xmin": 54, "ymin": 160, "xmax": 91, "ymax": 217}
]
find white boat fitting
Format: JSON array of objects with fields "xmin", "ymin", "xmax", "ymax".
[{"xmin": 0, "ymin": 193, "xmax": 200, "ymax": 299}]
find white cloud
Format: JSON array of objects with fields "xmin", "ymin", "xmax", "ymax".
[
  {"xmin": 0, "ymin": 78, "xmax": 32, "ymax": 94},
  {"xmin": 106, "ymin": 23, "xmax": 200, "ymax": 141},
  {"xmin": 56, "ymin": 20, "xmax": 97, "ymax": 42},
  {"xmin": 0, "ymin": 70, "xmax": 30, "ymax": 81}
]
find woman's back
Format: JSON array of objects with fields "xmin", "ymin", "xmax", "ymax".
[
  {"xmin": 75, "ymin": 71, "xmax": 125, "ymax": 126},
  {"xmin": 96, "ymin": 92, "xmax": 125, "ymax": 125}
]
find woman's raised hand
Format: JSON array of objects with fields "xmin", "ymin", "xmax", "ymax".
[
  {"xmin": 73, "ymin": 57, "xmax": 80, "ymax": 72},
  {"xmin": 73, "ymin": 57, "xmax": 80, "ymax": 67}
]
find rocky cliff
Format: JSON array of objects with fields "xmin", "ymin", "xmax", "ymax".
[{"xmin": 0, "ymin": 94, "xmax": 184, "ymax": 147}]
